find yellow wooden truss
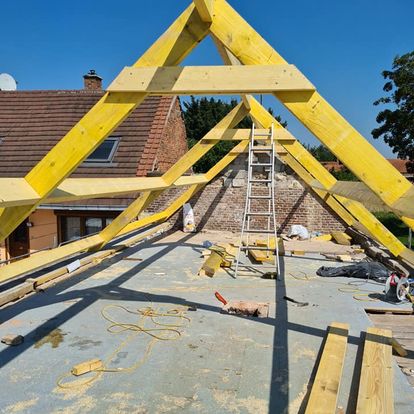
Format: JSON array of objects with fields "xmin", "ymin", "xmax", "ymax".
[{"xmin": 1, "ymin": 0, "xmax": 414, "ymax": 282}]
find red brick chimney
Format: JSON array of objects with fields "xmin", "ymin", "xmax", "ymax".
[{"xmin": 83, "ymin": 69, "xmax": 102, "ymax": 90}]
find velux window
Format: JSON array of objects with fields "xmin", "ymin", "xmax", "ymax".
[{"xmin": 85, "ymin": 137, "xmax": 120, "ymax": 164}]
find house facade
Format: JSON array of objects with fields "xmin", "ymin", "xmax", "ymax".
[{"xmin": 0, "ymin": 71, "xmax": 187, "ymax": 263}]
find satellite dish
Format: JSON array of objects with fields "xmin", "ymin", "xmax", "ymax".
[{"xmin": 0, "ymin": 73, "xmax": 17, "ymax": 91}]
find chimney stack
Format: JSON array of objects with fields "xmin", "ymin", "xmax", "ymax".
[{"xmin": 83, "ymin": 69, "xmax": 102, "ymax": 90}]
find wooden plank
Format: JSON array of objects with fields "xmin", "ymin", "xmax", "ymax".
[
  {"xmin": 107, "ymin": 65, "xmax": 315, "ymax": 94},
  {"xmin": 311, "ymin": 234, "xmax": 332, "ymax": 242},
  {"xmin": 249, "ymin": 249, "xmax": 275, "ymax": 263},
  {"xmin": 210, "ymin": 0, "xmax": 414, "ymax": 226},
  {"xmin": 305, "ymin": 322, "xmax": 349, "ymax": 414},
  {"xmin": 311, "ymin": 180, "xmax": 414, "ymax": 219},
  {"xmin": 201, "ymin": 250, "xmax": 223, "ymax": 277},
  {"xmin": 357, "ymin": 327, "xmax": 393, "ymax": 414},
  {"xmin": 0, "ymin": 2, "xmax": 210, "ymax": 243},
  {"xmin": 365, "ymin": 308, "xmax": 413, "ymax": 315},
  {"xmin": 0, "ymin": 175, "xmax": 208, "ymax": 207},
  {"xmin": 331, "ymin": 231, "xmax": 352, "ymax": 246},
  {"xmin": 256, "ymin": 238, "xmax": 285, "ymax": 256},
  {"xmin": 194, "ymin": 0, "xmax": 214, "ymax": 22}
]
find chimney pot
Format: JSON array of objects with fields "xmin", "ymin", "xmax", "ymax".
[{"xmin": 83, "ymin": 69, "xmax": 102, "ymax": 90}]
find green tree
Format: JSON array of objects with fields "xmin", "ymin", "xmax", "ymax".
[
  {"xmin": 372, "ymin": 51, "xmax": 414, "ymax": 170},
  {"xmin": 305, "ymin": 144, "xmax": 336, "ymax": 162},
  {"xmin": 182, "ymin": 96, "xmax": 285, "ymax": 172}
]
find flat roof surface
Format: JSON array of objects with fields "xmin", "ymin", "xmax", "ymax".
[{"xmin": 1, "ymin": 231, "xmax": 413, "ymax": 413}]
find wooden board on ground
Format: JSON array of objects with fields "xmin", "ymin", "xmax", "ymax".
[
  {"xmin": 256, "ymin": 238, "xmax": 285, "ymax": 255},
  {"xmin": 311, "ymin": 234, "xmax": 332, "ymax": 242},
  {"xmin": 201, "ymin": 250, "xmax": 223, "ymax": 277},
  {"xmin": 199, "ymin": 243, "xmax": 237, "ymax": 276},
  {"xmin": 367, "ymin": 312, "xmax": 414, "ymax": 387},
  {"xmin": 249, "ymin": 248, "xmax": 275, "ymax": 264},
  {"xmin": 305, "ymin": 322, "xmax": 349, "ymax": 414},
  {"xmin": 331, "ymin": 231, "xmax": 352, "ymax": 246},
  {"xmin": 357, "ymin": 327, "xmax": 394, "ymax": 413}
]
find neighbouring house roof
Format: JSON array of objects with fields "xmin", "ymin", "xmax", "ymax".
[
  {"xmin": 321, "ymin": 159, "xmax": 412, "ymax": 176},
  {"xmin": 0, "ymin": 90, "xmax": 177, "ymax": 178},
  {"xmin": 386, "ymin": 158, "xmax": 411, "ymax": 175}
]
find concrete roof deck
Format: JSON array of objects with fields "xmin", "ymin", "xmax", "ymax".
[{"xmin": 0, "ymin": 230, "xmax": 413, "ymax": 413}]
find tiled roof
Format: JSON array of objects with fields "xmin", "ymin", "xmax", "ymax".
[
  {"xmin": 386, "ymin": 159, "xmax": 410, "ymax": 174},
  {"xmin": 0, "ymin": 90, "xmax": 175, "ymax": 178}
]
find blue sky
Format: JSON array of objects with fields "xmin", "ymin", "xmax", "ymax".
[{"xmin": 1, "ymin": 0, "xmax": 413, "ymax": 157}]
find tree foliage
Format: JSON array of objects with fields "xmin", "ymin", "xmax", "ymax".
[
  {"xmin": 304, "ymin": 144, "xmax": 336, "ymax": 162},
  {"xmin": 372, "ymin": 51, "xmax": 414, "ymax": 169},
  {"xmin": 182, "ymin": 96, "xmax": 285, "ymax": 172}
]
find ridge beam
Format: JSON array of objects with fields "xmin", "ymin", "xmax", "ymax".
[
  {"xmin": 194, "ymin": 0, "xmax": 214, "ymax": 22},
  {"xmin": 107, "ymin": 65, "xmax": 315, "ymax": 94}
]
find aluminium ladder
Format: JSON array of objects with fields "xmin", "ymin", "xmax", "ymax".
[{"xmin": 234, "ymin": 123, "xmax": 280, "ymax": 278}]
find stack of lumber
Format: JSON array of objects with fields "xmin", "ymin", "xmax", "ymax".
[
  {"xmin": 199, "ymin": 243, "xmax": 237, "ymax": 277},
  {"xmin": 248, "ymin": 238, "xmax": 285, "ymax": 264}
]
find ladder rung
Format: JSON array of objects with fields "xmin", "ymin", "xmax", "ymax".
[
  {"xmin": 252, "ymin": 147, "xmax": 272, "ymax": 152},
  {"xmin": 250, "ymin": 179, "xmax": 272, "ymax": 183},
  {"xmin": 246, "ymin": 212, "xmax": 272, "ymax": 216},
  {"xmin": 248, "ymin": 195, "xmax": 272, "ymax": 199},
  {"xmin": 251, "ymin": 163, "xmax": 272, "ymax": 167},
  {"xmin": 241, "ymin": 246, "xmax": 275, "ymax": 251},
  {"xmin": 254, "ymin": 133, "xmax": 272, "ymax": 137},
  {"xmin": 244, "ymin": 229, "xmax": 275, "ymax": 234}
]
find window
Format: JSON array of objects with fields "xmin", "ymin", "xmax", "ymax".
[
  {"xmin": 84, "ymin": 137, "xmax": 120, "ymax": 164},
  {"xmin": 57, "ymin": 212, "xmax": 118, "ymax": 243}
]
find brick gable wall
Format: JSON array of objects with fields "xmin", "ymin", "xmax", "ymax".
[{"xmin": 146, "ymin": 155, "xmax": 346, "ymax": 234}]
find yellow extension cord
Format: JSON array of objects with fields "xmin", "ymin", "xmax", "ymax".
[
  {"xmin": 57, "ymin": 304, "xmax": 190, "ymax": 389},
  {"xmin": 288, "ymin": 272, "xmax": 382, "ymax": 302}
]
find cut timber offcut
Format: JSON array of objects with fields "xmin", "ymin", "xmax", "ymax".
[{"xmin": 331, "ymin": 232, "xmax": 352, "ymax": 246}]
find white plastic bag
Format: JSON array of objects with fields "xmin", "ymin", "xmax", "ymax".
[
  {"xmin": 287, "ymin": 224, "xmax": 309, "ymax": 240},
  {"xmin": 183, "ymin": 203, "xmax": 196, "ymax": 233}
]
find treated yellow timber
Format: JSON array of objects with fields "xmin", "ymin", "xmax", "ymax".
[
  {"xmin": 107, "ymin": 65, "xmax": 315, "ymax": 94},
  {"xmin": 210, "ymin": 0, "xmax": 414, "ymax": 212},
  {"xmin": 305, "ymin": 322, "xmax": 349, "ymax": 414},
  {"xmin": 0, "ymin": 175, "xmax": 208, "ymax": 208},
  {"xmin": 95, "ymin": 103, "xmax": 249, "ymax": 246},
  {"xmin": 311, "ymin": 180, "xmax": 389, "ymax": 212},
  {"xmin": 311, "ymin": 180, "xmax": 414, "ymax": 219},
  {"xmin": 0, "ymin": 3, "xmax": 210, "ymax": 242},
  {"xmin": 211, "ymin": 33, "xmax": 251, "ymax": 109},
  {"xmin": 193, "ymin": 0, "xmax": 214, "ymax": 22},
  {"xmin": 356, "ymin": 327, "xmax": 393, "ymax": 414},
  {"xmin": 248, "ymin": 97, "xmax": 409, "ymax": 258},
  {"xmin": 0, "ymin": 235, "xmax": 103, "ymax": 283},
  {"xmin": 0, "ymin": 223, "xmax": 170, "ymax": 286},
  {"xmin": 0, "ymin": 179, "xmax": 40, "ymax": 207},
  {"xmin": 202, "ymin": 128, "xmax": 293, "ymax": 142}
]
